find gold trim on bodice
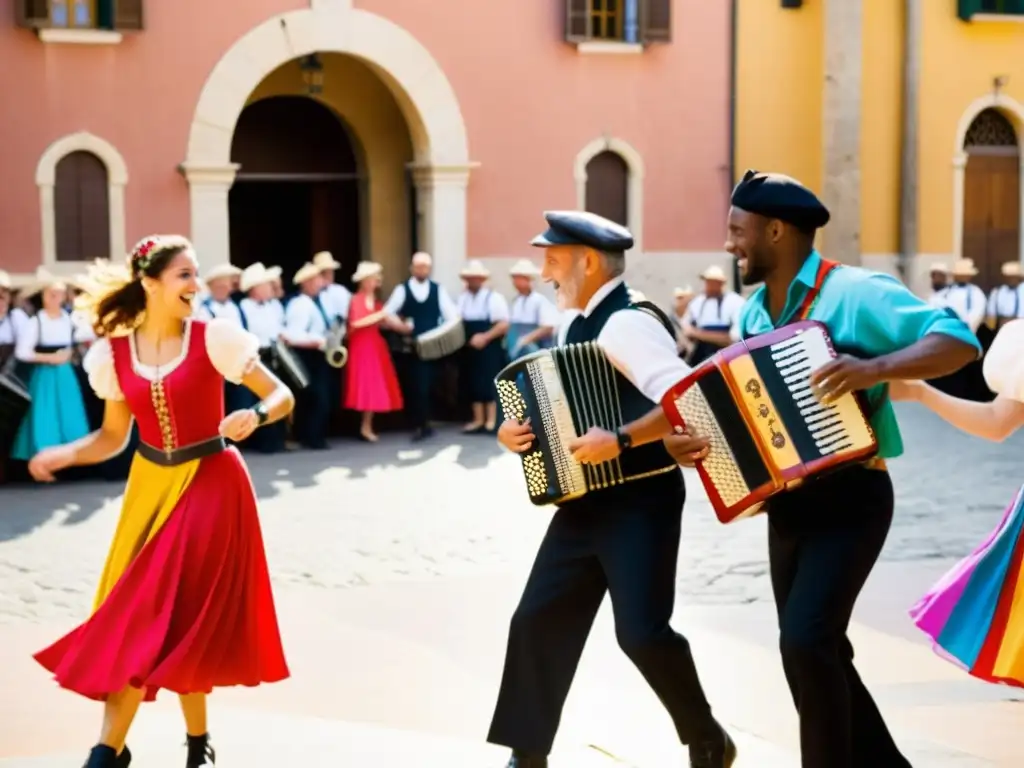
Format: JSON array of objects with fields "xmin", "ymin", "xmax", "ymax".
[{"xmin": 149, "ymin": 379, "xmax": 176, "ymax": 454}]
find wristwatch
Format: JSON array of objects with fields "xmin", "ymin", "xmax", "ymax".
[
  {"xmin": 252, "ymin": 402, "xmax": 270, "ymax": 427},
  {"xmin": 615, "ymin": 427, "xmax": 633, "ymax": 452}
]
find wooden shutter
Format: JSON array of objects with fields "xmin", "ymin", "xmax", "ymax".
[
  {"xmin": 15, "ymin": 0, "xmax": 51, "ymax": 28},
  {"xmin": 54, "ymin": 152, "xmax": 111, "ymax": 263},
  {"xmin": 639, "ymin": 0, "xmax": 671, "ymax": 43},
  {"xmin": 565, "ymin": 0, "xmax": 590, "ymax": 42},
  {"xmin": 958, "ymin": 0, "xmax": 984, "ymax": 20},
  {"xmin": 112, "ymin": 0, "xmax": 143, "ymax": 30},
  {"xmin": 584, "ymin": 151, "xmax": 629, "ymax": 227}
]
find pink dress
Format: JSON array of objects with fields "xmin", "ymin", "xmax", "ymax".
[{"xmin": 343, "ymin": 294, "xmax": 404, "ymax": 413}]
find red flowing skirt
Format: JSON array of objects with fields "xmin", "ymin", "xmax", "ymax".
[{"xmin": 34, "ymin": 448, "xmax": 289, "ymax": 701}]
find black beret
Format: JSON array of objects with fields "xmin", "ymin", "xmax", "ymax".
[
  {"xmin": 530, "ymin": 210, "xmax": 633, "ymax": 252},
  {"xmin": 730, "ymin": 169, "xmax": 830, "ymax": 231}
]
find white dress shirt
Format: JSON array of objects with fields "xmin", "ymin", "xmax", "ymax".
[
  {"xmin": 10, "ymin": 307, "xmax": 31, "ymax": 338},
  {"xmin": 321, "ymin": 283, "xmax": 352, "ymax": 322},
  {"xmin": 928, "ymin": 288, "xmax": 949, "ymax": 309},
  {"xmin": 457, "ymin": 289, "xmax": 510, "ymax": 322},
  {"xmin": 383, "ymin": 278, "xmax": 460, "ymax": 330},
  {"xmin": 0, "ymin": 314, "xmax": 15, "ymax": 345},
  {"xmin": 510, "ymin": 291, "xmax": 561, "ymax": 327},
  {"xmin": 944, "ymin": 283, "xmax": 987, "ymax": 333},
  {"xmin": 240, "ymin": 297, "xmax": 286, "ymax": 348},
  {"xmin": 15, "ymin": 311, "xmax": 84, "ymax": 361},
  {"xmin": 282, "ymin": 293, "xmax": 330, "ymax": 345},
  {"xmin": 558, "ymin": 278, "xmax": 692, "ymax": 403},
  {"xmin": 987, "ymin": 284, "xmax": 1024, "ymax": 320},
  {"xmin": 196, "ymin": 297, "xmax": 245, "ymax": 327},
  {"xmin": 686, "ymin": 292, "xmax": 745, "ymax": 329}
]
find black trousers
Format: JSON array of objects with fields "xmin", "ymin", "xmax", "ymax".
[
  {"xmin": 292, "ymin": 349, "xmax": 331, "ymax": 449},
  {"xmin": 407, "ymin": 358, "xmax": 436, "ymax": 430},
  {"xmin": 767, "ymin": 466, "xmax": 911, "ymax": 768},
  {"xmin": 487, "ymin": 472, "xmax": 717, "ymax": 755}
]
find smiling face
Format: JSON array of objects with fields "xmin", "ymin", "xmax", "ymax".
[
  {"xmin": 142, "ymin": 249, "xmax": 201, "ymax": 321},
  {"xmin": 725, "ymin": 207, "xmax": 779, "ymax": 286},
  {"xmin": 41, "ymin": 284, "xmax": 67, "ymax": 314}
]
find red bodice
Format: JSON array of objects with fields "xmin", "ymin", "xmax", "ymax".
[{"xmin": 110, "ymin": 321, "xmax": 225, "ymax": 450}]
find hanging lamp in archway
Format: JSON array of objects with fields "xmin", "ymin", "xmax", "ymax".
[{"xmin": 299, "ymin": 54, "xmax": 325, "ymax": 95}]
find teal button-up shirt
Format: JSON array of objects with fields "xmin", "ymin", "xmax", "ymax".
[{"xmin": 733, "ymin": 251, "xmax": 981, "ymax": 458}]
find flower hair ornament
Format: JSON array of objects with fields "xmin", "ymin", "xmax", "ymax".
[{"xmin": 128, "ymin": 234, "xmax": 193, "ymax": 277}]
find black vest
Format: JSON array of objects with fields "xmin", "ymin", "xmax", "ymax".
[
  {"xmin": 399, "ymin": 280, "xmax": 442, "ymax": 332},
  {"xmin": 562, "ymin": 282, "xmax": 679, "ymax": 497}
]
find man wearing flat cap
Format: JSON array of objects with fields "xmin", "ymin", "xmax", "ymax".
[
  {"xmin": 489, "ymin": 211, "xmax": 735, "ymax": 768},
  {"xmin": 589, "ymin": 170, "xmax": 981, "ymax": 767}
]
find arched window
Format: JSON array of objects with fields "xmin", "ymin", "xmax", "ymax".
[
  {"xmin": 584, "ymin": 150, "xmax": 629, "ymax": 227},
  {"xmin": 54, "ymin": 151, "xmax": 111, "ymax": 263}
]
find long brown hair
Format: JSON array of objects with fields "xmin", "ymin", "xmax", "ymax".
[{"xmin": 76, "ymin": 235, "xmax": 193, "ymax": 338}]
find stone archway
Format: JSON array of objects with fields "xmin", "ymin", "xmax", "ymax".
[{"xmin": 179, "ymin": 0, "xmax": 475, "ymax": 289}]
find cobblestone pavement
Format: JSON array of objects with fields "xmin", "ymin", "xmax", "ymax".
[{"xmin": 0, "ymin": 403, "xmax": 1021, "ymax": 625}]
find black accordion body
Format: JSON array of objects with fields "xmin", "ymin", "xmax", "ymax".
[{"xmin": 495, "ymin": 341, "xmax": 674, "ymax": 506}]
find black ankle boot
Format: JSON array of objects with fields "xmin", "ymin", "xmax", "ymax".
[
  {"xmin": 185, "ymin": 733, "xmax": 215, "ymax": 767},
  {"xmin": 505, "ymin": 750, "xmax": 548, "ymax": 767},
  {"xmin": 116, "ymin": 745, "xmax": 132, "ymax": 767},
  {"xmin": 83, "ymin": 745, "xmax": 118, "ymax": 768}
]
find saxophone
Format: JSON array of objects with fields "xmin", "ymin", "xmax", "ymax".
[{"xmin": 324, "ymin": 318, "xmax": 348, "ymax": 368}]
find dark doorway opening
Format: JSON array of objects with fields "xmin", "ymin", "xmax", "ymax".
[{"xmin": 229, "ymin": 95, "xmax": 363, "ymax": 288}]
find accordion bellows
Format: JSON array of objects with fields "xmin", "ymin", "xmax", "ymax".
[{"xmin": 661, "ymin": 320, "xmax": 878, "ymax": 523}]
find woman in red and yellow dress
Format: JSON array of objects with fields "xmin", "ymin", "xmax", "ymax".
[{"xmin": 27, "ymin": 236, "xmax": 293, "ymax": 768}]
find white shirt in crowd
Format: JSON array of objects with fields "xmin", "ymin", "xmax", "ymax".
[
  {"xmin": 0, "ymin": 313, "xmax": 16, "ymax": 345},
  {"xmin": 239, "ymin": 297, "xmax": 286, "ymax": 348},
  {"xmin": 987, "ymin": 284, "xmax": 1024, "ymax": 320},
  {"xmin": 196, "ymin": 297, "xmax": 246, "ymax": 327},
  {"xmin": 457, "ymin": 288, "xmax": 510, "ymax": 323},
  {"xmin": 940, "ymin": 283, "xmax": 987, "ymax": 333},
  {"xmin": 321, "ymin": 282, "xmax": 352, "ymax": 322},
  {"xmin": 282, "ymin": 293, "xmax": 331, "ymax": 346},
  {"xmin": 557, "ymin": 277, "xmax": 690, "ymax": 404},
  {"xmin": 509, "ymin": 291, "xmax": 561, "ymax": 328},
  {"xmin": 686, "ymin": 291, "xmax": 745, "ymax": 329},
  {"xmin": 382, "ymin": 278, "xmax": 460, "ymax": 330},
  {"xmin": 14, "ymin": 311, "xmax": 88, "ymax": 361}
]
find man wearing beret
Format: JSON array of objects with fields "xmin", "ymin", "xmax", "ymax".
[
  {"xmin": 489, "ymin": 211, "xmax": 735, "ymax": 768},
  {"xmin": 573, "ymin": 171, "xmax": 981, "ymax": 767}
]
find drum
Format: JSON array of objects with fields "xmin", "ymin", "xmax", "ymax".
[
  {"xmin": 0, "ymin": 372, "xmax": 31, "ymax": 455},
  {"xmin": 416, "ymin": 319, "xmax": 466, "ymax": 361}
]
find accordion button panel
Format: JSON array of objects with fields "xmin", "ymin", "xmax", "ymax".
[
  {"xmin": 727, "ymin": 352, "xmax": 801, "ymax": 471},
  {"xmin": 676, "ymin": 386, "xmax": 749, "ymax": 508}
]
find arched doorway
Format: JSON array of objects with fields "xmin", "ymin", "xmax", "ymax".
[
  {"xmin": 584, "ymin": 150, "xmax": 629, "ymax": 227},
  {"xmin": 962, "ymin": 108, "xmax": 1021, "ymax": 292},
  {"xmin": 228, "ymin": 96, "xmax": 362, "ymax": 286}
]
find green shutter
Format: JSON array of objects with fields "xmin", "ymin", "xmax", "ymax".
[{"xmin": 958, "ymin": 0, "xmax": 983, "ymax": 20}]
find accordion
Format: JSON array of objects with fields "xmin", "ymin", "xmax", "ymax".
[
  {"xmin": 416, "ymin": 318, "xmax": 465, "ymax": 361},
  {"xmin": 661, "ymin": 320, "xmax": 878, "ymax": 523},
  {"xmin": 496, "ymin": 342, "xmax": 665, "ymax": 506}
]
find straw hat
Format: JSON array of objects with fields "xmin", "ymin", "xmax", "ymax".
[
  {"xmin": 0, "ymin": 270, "xmax": 10, "ymax": 290},
  {"xmin": 19, "ymin": 266, "xmax": 74, "ymax": 298},
  {"xmin": 1001, "ymin": 261, "xmax": 1022, "ymax": 277},
  {"xmin": 509, "ymin": 259, "xmax": 541, "ymax": 278},
  {"xmin": 459, "ymin": 259, "xmax": 491, "ymax": 279},
  {"xmin": 240, "ymin": 263, "xmax": 278, "ymax": 292},
  {"xmin": 951, "ymin": 258, "xmax": 978, "ymax": 277},
  {"xmin": 929, "ymin": 262, "xmax": 950, "ymax": 274},
  {"xmin": 351, "ymin": 261, "xmax": 383, "ymax": 284},
  {"xmin": 293, "ymin": 262, "xmax": 322, "ymax": 286},
  {"xmin": 673, "ymin": 285, "xmax": 694, "ymax": 299},
  {"xmin": 700, "ymin": 265, "xmax": 728, "ymax": 282},
  {"xmin": 411, "ymin": 252, "xmax": 432, "ymax": 267},
  {"xmin": 312, "ymin": 251, "xmax": 341, "ymax": 270},
  {"xmin": 204, "ymin": 263, "xmax": 242, "ymax": 283}
]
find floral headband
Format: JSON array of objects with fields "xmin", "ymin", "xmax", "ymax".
[{"xmin": 127, "ymin": 235, "xmax": 193, "ymax": 276}]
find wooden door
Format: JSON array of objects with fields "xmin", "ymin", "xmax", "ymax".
[
  {"xmin": 962, "ymin": 150, "xmax": 1021, "ymax": 293},
  {"xmin": 584, "ymin": 151, "xmax": 629, "ymax": 228}
]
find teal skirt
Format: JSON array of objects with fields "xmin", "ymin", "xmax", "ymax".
[{"xmin": 11, "ymin": 362, "xmax": 91, "ymax": 460}]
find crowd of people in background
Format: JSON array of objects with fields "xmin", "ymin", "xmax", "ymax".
[{"xmin": 2, "ymin": 250, "xmax": 1021, "ymax": 486}]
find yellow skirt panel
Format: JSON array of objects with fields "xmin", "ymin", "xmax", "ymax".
[
  {"xmin": 92, "ymin": 453, "xmax": 200, "ymax": 611},
  {"xmin": 992, "ymin": 564, "xmax": 1024, "ymax": 680}
]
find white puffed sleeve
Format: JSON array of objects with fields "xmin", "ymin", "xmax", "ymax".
[
  {"xmin": 204, "ymin": 318, "xmax": 261, "ymax": 384},
  {"xmin": 81, "ymin": 338, "xmax": 124, "ymax": 401},
  {"xmin": 983, "ymin": 319, "xmax": 1024, "ymax": 403}
]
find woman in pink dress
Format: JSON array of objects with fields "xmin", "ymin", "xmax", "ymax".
[{"xmin": 344, "ymin": 261, "xmax": 404, "ymax": 441}]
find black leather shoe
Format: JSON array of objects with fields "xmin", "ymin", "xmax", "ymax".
[
  {"xmin": 83, "ymin": 746, "xmax": 118, "ymax": 768},
  {"xmin": 185, "ymin": 733, "xmax": 216, "ymax": 767},
  {"xmin": 504, "ymin": 750, "xmax": 548, "ymax": 767},
  {"xmin": 688, "ymin": 724, "xmax": 737, "ymax": 767},
  {"xmin": 116, "ymin": 746, "xmax": 132, "ymax": 767}
]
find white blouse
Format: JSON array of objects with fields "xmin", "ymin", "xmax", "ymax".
[
  {"xmin": 82, "ymin": 319, "xmax": 261, "ymax": 401},
  {"xmin": 14, "ymin": 311, "xmax": 87, "ymax": 361},
  {"xmin": 984, "ymin": 319, "xmax": 1024, "ymax": 403}
]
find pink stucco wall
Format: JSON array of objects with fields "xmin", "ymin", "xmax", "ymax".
[{"xmin": 0, "ymin": 0, "xmax": 730, "ymax": 274}]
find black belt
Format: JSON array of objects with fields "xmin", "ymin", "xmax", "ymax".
[{"xmin": 137, "ymin": 436, "xmax": 226, "ymax": 466}]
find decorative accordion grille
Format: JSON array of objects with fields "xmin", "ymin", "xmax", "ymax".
[
  {"xmin": 676, "ymin": 386, "xmax": 749, "ymax": 507},
  {"xmin": 496, "ymin": 378, "xmax": 551, "ymax": 498}
]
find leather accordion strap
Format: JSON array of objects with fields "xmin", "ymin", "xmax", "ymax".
[{"xmin": 797, "ymin": 258, "xmax": 840, "ymax": 321}]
